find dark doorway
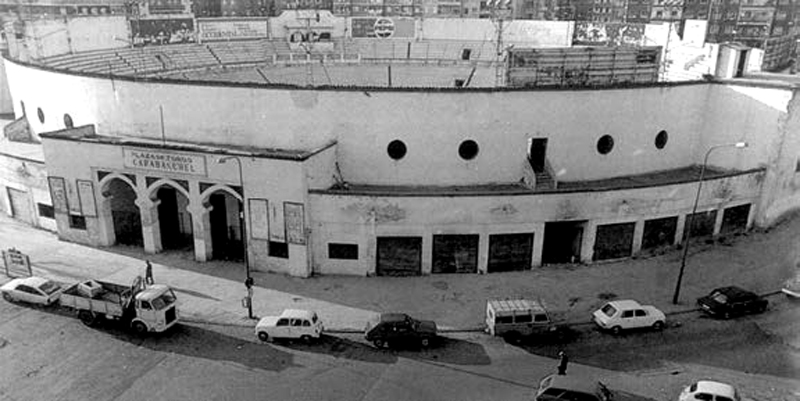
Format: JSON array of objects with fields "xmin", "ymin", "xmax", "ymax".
[
  {"xmin": 487, "ymin": 233, "xmax": 533, "ymax": 272},
  {"xmin": 593, "ymin": 222, "xmax": 635, "ymax": 261},
  {"xmin": 720, "ymin": 204, "xmax": 750, "ymax": 235},
  {"xmin": 209, "ymin": 192, "xmax": 244, "ymax": 261},
  {"xmin": 106, "ymin": 178, "xmax": 142, "ymax": 246},
  {"xmin": 542, "ymin": 221, "xmax": 584, "ymax": 264},
  {"xmin": 528, "ymin": 138, "xmax": 548, "ymax": 172},
  {"xmin": 642, "ymin": 216, "xmax": 677, "ymax": 250},
  {"xmin": 735, "ymin": 50, "xmax": 748, "ymax": 78},
  {"xmin": 376, "ymin": 237, "xmax": 422, "ymax": 276},
  {"xmin": 432, "ymin": 234, "xmax": 479, "ymax": 273},
  {"xmin": 156, "ymin": 186, "xmax": 193, "ymax": 250}
]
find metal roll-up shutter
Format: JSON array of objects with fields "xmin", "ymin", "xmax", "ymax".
[{"xmin": 7, "ymin": 187, "xmax": 34, "ymax": 224}]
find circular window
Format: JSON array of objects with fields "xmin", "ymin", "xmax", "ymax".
[
  {"xmin": 64, "ymin": 114, "xmax": 74, "ymax": 129},
  {"xmin": 655, "ymin": 130, "xmax": 668, "ymax": 149},
  {"xmin": 597, "ymin": 135, "xmax": 614, "ymax": 155},
  {"xmin": 37, "ymin": 108, "xmax": 44, "ymax": 124},
  {"xmin": 20, "ymin": 101, "xmax": 25, "ymax": 116},
  {"xmin": 458, "ymin": 140, "xmax": 479, "ymax": 160},
  {"xmin": 387, "ymin": 140, "xmax": 407, "ymax": 160}
]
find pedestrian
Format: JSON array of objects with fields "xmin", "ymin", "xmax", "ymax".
[
  {"xmin": 145, "ymin": 260, "xmax": 154, "ymax": 285},
  {"xmin": 557, "ymin": 350, "xmax": 568, "ymax": 375}
]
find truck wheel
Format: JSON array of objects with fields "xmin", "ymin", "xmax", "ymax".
[
  {"xmin": 611, "ymin": 326, "xmax": 622, "ymax": 335},
  {"xmin": 131, "ymin": 321, "xmax": 148, "ymax": 335},
  {"xmin": 2, "ymin": 292, "xmax": 12, "ymax": 302},
  {"xmin": 420, "ymin": 337, "xmax": 431, "ymax": 348},
  {"xmin": 373, "ymin": 339, "xmax": 385, "ymax": 348},
  {"xmin": 78, "ymin": 311, "xmax": 96, "ymax": 327},
  {"xmin": 652, "ymin": 321, "xmax": 665, "ymax": 331},
  {"xmin": 300, "ymin": 335, "xmax": 314, "ymax": 344},
  {"xmin": 503, "ymin": 331, "xmax": 522, "ymax": 344},
  {"xmin": 257, "ymin": 332, "xmax": 269, "ymax": 342}
]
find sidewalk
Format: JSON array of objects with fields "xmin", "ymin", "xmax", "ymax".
[{"xmin": 1, "ymin": 213, "xmax": 799, "ymax": 401}]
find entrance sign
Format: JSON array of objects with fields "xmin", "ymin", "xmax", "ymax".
[
  {"xmin": 123, "ymin": 148, "xmax": 208, "ymax": 177},
  {"xmin": 3, "ymin": 248, "xmax": 32, "ymax": 278}
]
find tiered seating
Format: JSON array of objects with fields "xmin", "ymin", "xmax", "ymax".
[
  {"xmin": 207, "ymin": 40, "xmax": 270, "ymax": 65},
  {"xmin": 142, "ymin": 44, "xmax": 219, "ymax": 71}
]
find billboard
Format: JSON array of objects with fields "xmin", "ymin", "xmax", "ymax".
[
  {"xmin": 351, "ymin": 17, "xmax": 415, "ymax": 38},
  {"xmin": 197, "ymin": 18, "xmax": 269, "ymax": 42},
  {"xmin": 572, "ymin": 22, "xmax": 645, "ymax": 47},
  {"xmin": 130, "ymin": 17, "xmax": 196, "ymax": 46}
]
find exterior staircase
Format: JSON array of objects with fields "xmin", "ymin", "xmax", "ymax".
[{"xmin": 535, "ymin": 169, "xmax": 556, "ymax": 190}]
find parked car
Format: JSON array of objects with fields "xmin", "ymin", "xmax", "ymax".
[
  {"xmin": 592, "ymin": 299, "xmax": 666, "ymax": 334},
  {"xmin": 486, "ymin": 298, "xmax": 557, "ymax": 343},
  {"xmin": 534, "ymin": 374, "xmax": 613, "ymax": 401},
  {"xmin": 679, "ymin": 380, "xmax": 740, "ymax": 401},
  {"xmin": 1, "ymin": 276, "xmax": 62, "ymax": 305},
  {"xmin": 255, "ymin": 309, "xmax": 324, "ymax": 343},
  {"xmin": 365, "ymin": 313, "xmax": 437, "ymax": 348},
  {"xmin": 781, "ymin": 272, "xmax": 800, "ymax": 299},
  {"xmin": 697, "ymin": 286, "xmax": 768, "ymax": 319}
]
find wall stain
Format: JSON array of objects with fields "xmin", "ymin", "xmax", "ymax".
[
  {"xmin": 343, "ymin": 201, "xmax": 406, "ymax": 223},
  {"xmin": 555, "ymin": 199, "xmax": 580, "ymax": 220},
  {"xmin": 490, "ymin": 203, "xmax": 518, "ymax": 216}
]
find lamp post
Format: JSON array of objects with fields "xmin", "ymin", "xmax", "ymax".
[
  {"xmin": 672, "ymin": 141, "xmax": 748, "ymax": 305},
  {"xmin": 218, "ymin": 156, "xmax": 254, "ymax": 319}
]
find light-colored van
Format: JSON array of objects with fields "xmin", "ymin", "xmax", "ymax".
[{"xmin": 486, "ymin": 298, "xmax": 553, "ymax": 342}]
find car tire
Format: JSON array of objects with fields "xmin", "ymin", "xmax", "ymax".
[
  {"xmin": 503, "ymin": 331, "xmax": 522, "ymax": 344},
  {"xmin": 131, "ymin": 321, "xmax": 148, "ymax": 335},
  {"xmin": 420, "ymin": 337, "xmax": 431, "ymax": 348},
  {"xmin": 257, "ymin": 331, "xmax": 269, "ymax": 342},
  {"xmin": 373, "ymin": 339, "xmax": 385, "ymax": 348},
  {"xmin": 2, "ymin": 292, "xmax": 12, "ymax": 302},
  {"xmin": 301, "ymin": 335, "xmax": 313, "ymax": 344},
  {"xmin": 78, "ymin": 310, "xmax": 97, "ymax": 327},
  {"xmin": 652, "ymin": 321, "xmax": 665, "ymax": 331},
  {"xmin": 722, "ymin": 311, "xmax": 731, "ymax": 320},
  {"xmin": 611, "ymin": 326, "xmax": 623, "ymax": 335}
]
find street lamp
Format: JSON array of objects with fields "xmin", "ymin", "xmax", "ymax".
[
  {"xmin": 672, "ymin": 141, "xmax": 748, "ymax": 305},
  {"xmin": 218, "ymin": 156, "xmax": 254, "ymax": 319}
]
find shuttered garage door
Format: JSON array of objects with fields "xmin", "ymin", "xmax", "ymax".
[
  {"xmin": 376, "ymin": 237, "xmax": 422, "ymax": 276},
  {"xmin": 7, "ymin": 187, "xmax": 34, "ymax": 224},
  {"xmin": 487, "ymin": 233, "xmax": 533, "ymax": 272}
]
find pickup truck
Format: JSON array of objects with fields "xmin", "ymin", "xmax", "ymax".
[{"xmin": 60, "ymin": 277, "xmax": 179, "ymax": 334}]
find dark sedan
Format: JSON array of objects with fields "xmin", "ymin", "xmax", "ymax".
[
  {"xmin": 697, "ymin": 286, "xmax": 768, "ymax": 319},
  {"xmin": 365, "ymin": 313, "xmax": 438, "ymax": 349}
]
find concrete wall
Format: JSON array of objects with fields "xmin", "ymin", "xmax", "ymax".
[
  {"xmin": 0, "ymin": 152, "xmax": 55, "ymax": 231},
  {"xmin": 7, "ymin": 60, "xmax": 765, "ymax": 187},
  {"xmin": 308, "ymin": 171, "xmax": 763, "ymax": 275},
  {"xmin": 12, "ymin": 16, "xmax": 128, "ymax": 60}
]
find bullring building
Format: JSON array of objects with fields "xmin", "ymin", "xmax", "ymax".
[{"xmin": 1, "ymin": 12, "xmax": 799, "ymax": 277}]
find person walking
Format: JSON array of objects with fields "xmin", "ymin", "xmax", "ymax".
[
  {"xmin": 145, "ymin": 260, "xmax": 154, "ymax": 285},
  {"xmin": 557, "ymin": 351, "xmax": 569, "ymax": 375}
]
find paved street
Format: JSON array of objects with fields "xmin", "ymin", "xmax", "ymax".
[{"xmin": 0, "ymin": 213, "xmax": 799, "ymax": 400}]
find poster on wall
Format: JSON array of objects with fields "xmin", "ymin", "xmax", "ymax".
[
  {"xmin": 67, "ymin": 181, "xmax": 82, "ymax": 215},
  {"xmin": 572, "ymin": 22, "xmax": 645, "ymax": 47},
  {"xmin": 284, "ymin": 202, "xmax": 305, "ymax": 245},
  {"xmin": 77, "ymin": 180, "xmax": 97, "ymax": 217},
  {"xmin": 248, "ymin": 198, "xmax": 269, "ymax": 240},
  {"xmin": 130, "ymin": 17, "xmax": 197, "ymax": 47},
  {"xmin": 198, "ymin": 18, "xmax": 269, "ymax": 42},
  {"xmin": 269, "ymin": 200, "xmax": 285, "ymax": 242},
  {"xmin": 351, "ymin": 17, "xmax": 415, "ymax": 39},
  {"xmin": 47, "ymin": 176, "xmax": 68, "ymax": 214}
]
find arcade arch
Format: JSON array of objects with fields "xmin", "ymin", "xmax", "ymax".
[
  {"xmin": 99, "ymin": 175, "xmax": 142, "ymax": 247},
  {"xmin": 147, "ymin": 181, "xmax": 193, "ymax": 252},
  {"xmin": 201, "ymin": 185, "xmax": 244, "ymax": 261}
]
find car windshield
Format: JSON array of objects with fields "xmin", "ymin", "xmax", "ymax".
[
  {"xmin": 600, "ymin": 304, "xmax": 617, "ymax": 317},
  {"xmin": 710, "ymin": 291, "xmax": 728, "ymax": 304},
  {"xmin": 38, "ymin": 281, "xmax": 61, "ymax": 295},
  {"xmin": 150, "ymin": 290, "xmax": 177, "ymax": 310}
]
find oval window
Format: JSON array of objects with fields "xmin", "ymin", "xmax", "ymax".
[
  {"xmin": 64, "ymin": 114, "xmax": 74, "ymax": 129},
  {"xmin": 655, "ymin": 130, "xmax": 668, "ymax": 149},
  {"xmin": 387, "ymin": 140, "xmax": 407, "ymax": 160},
  {"xmin": 597, "ymin": 135, "xmax": 614, "ymax": 155},
  {"xmin": 37, "ymin": 107, "xmax": 45, "ymax": 124},
  {"xmin": 458, "ymin": 140, "xmax": 479, "ymax": 160}
]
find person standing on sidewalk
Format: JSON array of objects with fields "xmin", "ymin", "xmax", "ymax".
[
  {"xmin": 557, "ymin": 351, "xmax": 569, "ymax": 375},
  {"xmin": 145, "ymin": 260, "xmax": 154, "ymax": 285}
]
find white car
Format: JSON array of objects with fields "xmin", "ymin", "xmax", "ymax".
[
  {"xmin": 1, "ymin": 277, "xmax": 63, "ymax": 305},
  {"xmin": 592, "ymin": 299, "xmax": 666, "ymax": 334},
  {"xmin": 255, "ymin": 309, "xmax": 324, "ymax": 343},
  {"xmin": 679, "ymin": 381, "xmax": 740, "ymax": 401}
]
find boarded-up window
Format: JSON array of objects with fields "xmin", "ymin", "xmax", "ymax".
[
  {"xmin": 488, "ymin": 233, "xmax": 533, "ymax": 272},
  {"xmin": 642, "ymin": 216, "xmax": 677, "ymax": 249},
  {"xmin": 432, "ymin": 235, "xmax": 478, "ymax": 274},
  {"xmin": 684, "ymin": 210, "xmax": 717, "ymax": 239},
  {"xmin": 376, "ymin": 237, "xmax": 422, "ymax": 276},
  {"xmin": 329, "ymin": 243, "xmax": 358, "ymax": 260},
  {"xmin": 593, "ymin": 222, "xmax": 635, "ymax": 260},
  {"xmin": 720, "ymin": 204, "xmax": 750, "ymax": 234}
]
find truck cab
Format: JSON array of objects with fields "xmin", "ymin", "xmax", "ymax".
[{"xmin": 131, "ymin": 284, "xmax": 179, "ymax": 334}]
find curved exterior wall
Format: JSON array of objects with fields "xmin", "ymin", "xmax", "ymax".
[{"xmin": 4, "ymin": 57, "xmax": 800, "ymax": 277}]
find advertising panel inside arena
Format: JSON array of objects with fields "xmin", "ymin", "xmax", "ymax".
[
  {"xmin": 351, "ymin": 17, "xmax": 415, "ymax": 38},
  {"xmin": 198, "ymin": 18, "xmax": 269, "ymax": 42},
  {"xmin": 130, "ymin": 17, "xmax": 196, "ymax": 46},
  {"xmin": 572, "ymin": 22, "xmax": 645, "ymax": 47}
]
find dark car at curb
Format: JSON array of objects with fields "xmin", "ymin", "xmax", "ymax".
[
  {"xmin": 697, "ymin": 286, "xmax": 768, "ymax": 319},
  {"xmin": 365, "ymin": 313, "xmax": 438, "ymax": 349}
]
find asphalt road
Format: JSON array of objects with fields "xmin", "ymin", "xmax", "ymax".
[{"xmin": 1, "ymin": 296, "xmax": 797, "ymax": 401}]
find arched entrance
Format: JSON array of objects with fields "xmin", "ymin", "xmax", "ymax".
[
  {"xmin": 207, "ymin": 189, "xmax": 244, "ymax": 261},
  {"xmin": 104, "ymin": 178, "xmax": 142, "ymax": 246},
  {"xmin": 153, "ymin": 185, "xmax": 193, "ymax": 252}
]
